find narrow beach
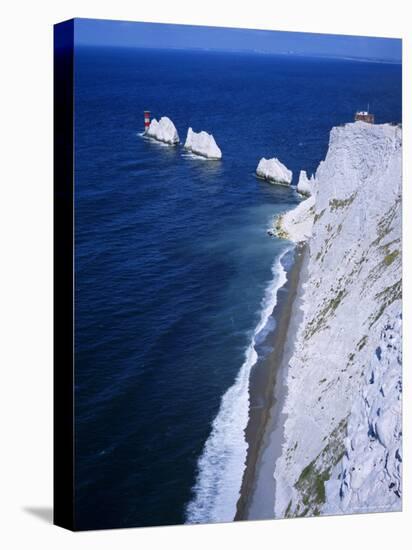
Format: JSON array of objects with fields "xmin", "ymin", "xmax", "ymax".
[{"xmin": 235, "ymin": 244, "xmax": 308, "ymax": 520}]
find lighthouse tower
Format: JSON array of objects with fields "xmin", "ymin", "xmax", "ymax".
[{"xmin": 144, "ymin": 111, "xmax": 151, "ymax": 133}]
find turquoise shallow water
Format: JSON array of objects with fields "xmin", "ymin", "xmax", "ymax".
[{"xmin": 74, "ymin": 46, "xmax": 401, "ymax": 529}]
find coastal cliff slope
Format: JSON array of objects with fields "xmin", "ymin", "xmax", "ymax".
[{"xmin": 274, "ymin": 121, "xmax": 402, "ymax": 518}]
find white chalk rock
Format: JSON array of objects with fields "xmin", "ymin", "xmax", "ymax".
[
  {"xmin": 184, "ymin": 128, "xmax": 222, "ymax": 160},
  {"xmin": 297, "ymin": 170, "xmax": 315, "ymax": 197},
  {"xmin": 256, "ymin": 157, "xmax": 292, "ymax": 185},
  {"xmin": 274, "ymin": 195, "xmax": 315, "ymax": 242},
  {"xmin": 146, "ymin": 116, "xmax": 180, "ymax": 145}
]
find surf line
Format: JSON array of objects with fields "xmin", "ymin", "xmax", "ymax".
[{"xmin": 185, "ymin": 246, "xmax": 293, "ymax": 524}]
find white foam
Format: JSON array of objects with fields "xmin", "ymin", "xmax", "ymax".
[
  {"xmin": 185, "ymin": 246, "xmax": 292, "ymax": 524},
  {"xmin": 181, "ymin": 151, "xmax": 209, "ymax": 161}
]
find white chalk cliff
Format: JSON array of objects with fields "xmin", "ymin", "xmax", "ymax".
[
  {"xmin": 146, "ymin": 116, "xmax": 180, "ymax": 145},
  {"xmin": 256, "ymin": 157, "xmax": 292, "ymax": 185},
  {"xmin": 184, "ymin": 128, "xmax": 222, "ymax": 159},
  {"xmin": 273, "ymin": 121, "xmax": 402, "ymax": 518},
  {"xmin": 272, "ymin": 194, "xmax": 316, "ymax": 243},
  {"xmin": 297, "ymin": 170, "xmax": 315, "ymax": 197}
]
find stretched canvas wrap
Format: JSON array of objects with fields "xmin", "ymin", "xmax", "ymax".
[{"xmin": 54, "ymin": 18, "xmax": 402, "ymax": 531}]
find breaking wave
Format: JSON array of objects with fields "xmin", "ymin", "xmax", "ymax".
[{"xmin": 185, "ymin": 246, "xmax": 292, "ymax": 523}]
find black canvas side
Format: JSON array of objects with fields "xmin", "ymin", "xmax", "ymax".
[{"xmin": 53, "ymin": 18, "xmax": 75, "ymax": 531}]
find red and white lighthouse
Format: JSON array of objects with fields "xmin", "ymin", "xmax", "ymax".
[{"xmin": 144, "ymin": 110, "xmax": 151, "ymax": 132}]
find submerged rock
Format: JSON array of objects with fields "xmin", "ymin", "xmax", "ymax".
[
  {"xmin": 184, "ymin": 128, "xmax": 222, "ymax": 159},
  {"xmin": 146, "ymin": 116, "xmax": 180, "ymax": 145},
  {"xmin": 256, "ymin": 157, "xmax": 292, "ymax": 185}
]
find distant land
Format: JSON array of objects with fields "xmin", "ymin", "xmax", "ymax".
[
  {"xmin": 76, "ymin": 43, "xmax": 401, "ymax": 65},
  {"xmin": 72, "ymin": 18, "xmax": 402, "ymax": 64}
]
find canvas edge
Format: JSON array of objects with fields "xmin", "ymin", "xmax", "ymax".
[{"xmin": 53, "ymin": 18, "xmax": 76, "ymax": 532}]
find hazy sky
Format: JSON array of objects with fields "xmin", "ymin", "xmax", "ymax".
[{"xmin": 73, "ymin": 18, "xmax": 401, "ymax": 63}]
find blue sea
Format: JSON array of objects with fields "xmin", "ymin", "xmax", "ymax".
[{"xmin": 74, "ymin": 46, "xmax": 401, "ymax": 530}]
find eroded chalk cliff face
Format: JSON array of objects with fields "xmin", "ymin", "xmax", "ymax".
[{"xmin": 274, "ymin": 121, "xmax": 402, "ymax": 518}]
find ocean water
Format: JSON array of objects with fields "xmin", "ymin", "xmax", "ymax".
[{"xmin": 74, "ymin": 46, "xmax": 401, "ymax": 530}]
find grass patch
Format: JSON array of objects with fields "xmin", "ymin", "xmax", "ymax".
[
  {"xmin": 305, "ymin": 289, "xmax": 347, "ymax": 339},
  {"xmin": 285, "ymin": 500, "xmax": 292, "ymax": 517},
  {"xmin": 371, "ymin": 199, "xmax": 400, "ymax": 247},
  {"xmin": 314, "ymin": 209, "xmax": 326, "ymax": 223},
  {"xmin": 329, "ymin": 194, "xmax": 356, "ymax": 211},
  {"xmin": 369, "ymin": 280, "xmax": 402, "ymax": 327},
  {"xmin": 383, "ymin": 249, "xmax": 400, "ymax": 266},
  {"xmin": 357, "ymin": 335, "xmax": 368, "ymax": 351},
  {"xmin": 290, "ymin": 419, "xmax": 347, "ymax": 517}
]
